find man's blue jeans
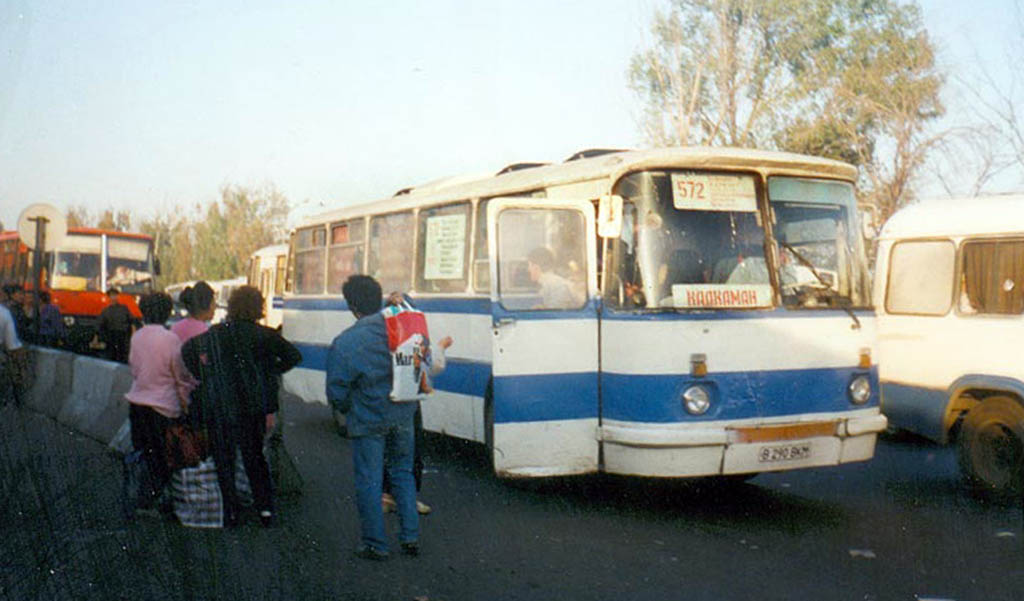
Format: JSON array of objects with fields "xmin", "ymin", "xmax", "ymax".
[{"xmin": 351, "ymin": 423, "xmax": 419, "ymax": 553}]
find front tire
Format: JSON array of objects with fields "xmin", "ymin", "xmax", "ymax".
[{"xmin": 957, "ymin": 395, "xmax": 1024, "ymax": 493}]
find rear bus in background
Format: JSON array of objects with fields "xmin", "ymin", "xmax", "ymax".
[
  {"xmin": 248, "ymin": 244, "xmax": 288, "ymax": 328},
  {"xmin": 283, "ymin": 147, "xmax": 886, "ymax": 480},
  {"xmin": 875, "ymin": 195, "xmax": 1024, "ymax": 493}
]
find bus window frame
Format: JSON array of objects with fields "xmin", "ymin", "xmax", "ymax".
[
  {"xmin": 293, "ymin": 224, "xmax": 328, "ymax": 295},
  {"xmin": 368, "ymin": 210, "xmax": 416, "ymax": 296},
  {"xmin": 326, "ymin": 217, "xmax": 367, "ymax": 295},
  {"xmin": 415, "ymin": 200, "xmax": 472, "ymax": 294}
]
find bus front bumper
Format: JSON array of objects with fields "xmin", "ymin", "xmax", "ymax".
[{"xmin": 598, "ymin": 412, "xmax": 888, "ymax": 478}]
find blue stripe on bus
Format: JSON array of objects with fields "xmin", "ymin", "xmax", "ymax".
[
  {"xmin": 283, "ymin": 295, "xmax": 872, "ymax": 322},
  {"xmin": 493, "ymin": 372, "xmax": 598, "ymax": 423},
  {"xmin": 284, "ymin": 296, "xmax": 491, "ymax": 314},
  {"xmin": 602, "ymin": 365, "xmax": 880, "ymax": 423},
  {"xmin": 293, "ymin": 342, "xmax": 490, "ymax": 398}
]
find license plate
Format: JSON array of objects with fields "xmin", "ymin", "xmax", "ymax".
[{"xmin": 758, "ymin": 442, "xmax": 812, "ymax": 463}]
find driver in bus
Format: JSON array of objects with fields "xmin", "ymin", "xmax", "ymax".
[{"xmin": 711, "ymin": 219, "xmax": 769, "ymax": 285}]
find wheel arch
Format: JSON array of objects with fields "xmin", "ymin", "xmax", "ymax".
[{"xmin": 944, "ymin": 375, "xmax": 1024, "ymax": 443}]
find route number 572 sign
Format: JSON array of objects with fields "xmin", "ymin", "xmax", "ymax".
[{"xmin": 671, "ymin": 172, "xmax": 757, "ymax": 212}]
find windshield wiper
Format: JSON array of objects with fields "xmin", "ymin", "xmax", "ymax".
[{"xmin": 779, "ymin": 242, "xmax": 860, "ymax": 330}]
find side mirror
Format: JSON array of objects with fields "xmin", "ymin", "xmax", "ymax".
[
  {"xmin": 153, "ymin": 258, "xmax": 162, "ymax": 276},
  {"xmin": 598, "ymin": 195, "xmax": 623, "ymax": 239}
]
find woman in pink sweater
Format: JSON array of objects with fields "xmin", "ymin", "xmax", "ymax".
[
  {"xmin": 126, "ymin": 292, "xmax": 192, "ymax": 515},
  {"xmin": 171, "ymin": 281, "xmax": 216, "ymax": 343}
]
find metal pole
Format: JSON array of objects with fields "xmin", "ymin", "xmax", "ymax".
[
  {"xmin": 100, "ymin": 234, "xmax": 108, "ymax": 294},
  {"xmin": 31, "ymin": 216, "xmax": 48, "ymax": 343}
]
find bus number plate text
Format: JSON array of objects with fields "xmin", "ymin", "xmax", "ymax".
[{"xmin": 758, "ymin": 443, "xmax": 812, "ymax": 463}]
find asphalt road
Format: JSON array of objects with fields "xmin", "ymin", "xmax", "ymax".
[{"xmin": 2, "ymin": 397, "xmax": 1022, "ymax": 601}]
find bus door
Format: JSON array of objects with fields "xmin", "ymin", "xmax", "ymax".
[{"xmin": 487, "ymin": 198, "xmax": 599, "ymax": 477}]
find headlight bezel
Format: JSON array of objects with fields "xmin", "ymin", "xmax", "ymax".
[
  {"xmin": 682, "ymin": 384, "xmax": 712, "ymax": 415},
  {"xmin": 848, "ymin": 374, "xmax": 872, "ymax": 405}
]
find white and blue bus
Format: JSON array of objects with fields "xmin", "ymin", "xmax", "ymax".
[
  {"xmin": 283, "ymin": 147, "xmax": 887, "ymax": 478},
  {"xmin": 248, "ymin": 243, "xmax": 288, "ymax": 329}
]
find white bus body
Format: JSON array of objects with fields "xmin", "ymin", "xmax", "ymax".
[
  {"xmin": 875, "ymin": 195, "xmax": 1024, "ymax": 492},
  {"xmin": 249, "ymin": 244, "xmax": 288, "ymax": 328},
  {"xmin": 283, "ymin": 147, "xmax": 886, "ymax": 478}
]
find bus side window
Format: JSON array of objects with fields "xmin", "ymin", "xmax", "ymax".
[
  {"xmin": 327, "ymin": 219, "xmax": 366, "ymax": 295},
  {"xmin": 294, "ymin": 225, "xmax": 327, "ymax": 295},
  {"xmin": 885, "ymin": 240, "xmax": 954, "ymax": 315},
  {"xmin": 368, "ymin": 211, "xmax": 414, "ymax": 295},
  {"xmin": 417, "ymin": 201, "xmax": 470, "ymax": 293},
  {"xmin": 961, "ymin": 238, "xmax": 1024, "ymax": 315}
]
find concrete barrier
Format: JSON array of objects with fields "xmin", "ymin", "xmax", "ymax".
[
  {"xmin": 23, "ymin": 347, "xmax": 133, "ymax": 451},
  {"xmin": 24, "ymin": 347, "xmax": 75, "ymax": 419},
  {"xmin": 56, "ymin": 355, "xmax": 132, "ymax": 446}
]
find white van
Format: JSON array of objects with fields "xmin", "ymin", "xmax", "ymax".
[{"xmin": 875, "ymin": 195, "xmax": 1024, "ymax": 492}]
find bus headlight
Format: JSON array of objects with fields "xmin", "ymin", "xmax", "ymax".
[
  {"xmin": 848, "ymin": 375, "xmax": 871, "ymax": 405},
  {"xmin": 63, "ymin": 315, "xmax": 75, "ymax": 327},
  {"xmin": 682, "ymin": 385, "xmax": 711, "ymax": 415}
]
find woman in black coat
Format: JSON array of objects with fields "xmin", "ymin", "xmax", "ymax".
[{"xmin": 181, "ymin": 286, "xmax": 301, "ymax": 527}]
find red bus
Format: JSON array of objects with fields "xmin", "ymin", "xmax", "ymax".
[{"xmin": 0, "ymin": 227, "xmax": 158, "ymax": 350}]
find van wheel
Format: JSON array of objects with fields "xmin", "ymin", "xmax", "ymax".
[{"xmin": 957, "ymin": 396, "xmax": 1024, "ymax": 493}]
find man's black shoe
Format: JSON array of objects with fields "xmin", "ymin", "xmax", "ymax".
[
  {"xmin": 354, "ymin": 546, "xmax": 390, "ymax": 561},
  {"xmin": 400, "ymin": 542, "xmax": 420, "ymax": 556}
]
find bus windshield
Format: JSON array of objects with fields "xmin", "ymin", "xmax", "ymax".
[
  {"xmin": 50, "ymin": 234, "xmax": 154, "ymax": 293},
  {"xmin": 609, "ymin": 170, "xmax": 771, "ymax": 310},
  {"xmin": 768, "ymin": 177, "xmax": 871, "ymax": 309},
  {"xmin": 607, "ymin": 170, "xmax": 870, "ymax": 310}
]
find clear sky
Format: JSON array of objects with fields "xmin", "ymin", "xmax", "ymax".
[{"xmin": 0, "ymin": 1, "xmax": 1019, "ymax": 230}]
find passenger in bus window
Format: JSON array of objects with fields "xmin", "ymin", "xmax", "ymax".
[{"xmin": 527, "ymin": 247, "xmax": 576, "ymax": 309}]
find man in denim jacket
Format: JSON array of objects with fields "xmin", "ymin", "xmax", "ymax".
[{"xmin": 326, "ymin": 275, "xmax": 419, "ymax": 560}]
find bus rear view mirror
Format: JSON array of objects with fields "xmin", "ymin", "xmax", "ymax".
[{"xmin": 598, "ymin": 194, "xmax": 623, "ymax": 238}]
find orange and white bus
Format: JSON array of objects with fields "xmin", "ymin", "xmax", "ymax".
[{"xmin": 0, "ymin": 227, "xmax": 158, "ymax": 350}]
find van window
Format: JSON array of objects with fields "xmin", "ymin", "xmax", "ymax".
[
  {"xmin": 327, "ymin": 219, "xmax": 365, "ymax": 295},
  {"xmin": 417, "ymin": 202, "xmax": 470, "ymax": 293},
  {"xmin": 368, "ymin": 211, "xmax": 415, "ymax": 295},
  {"xmin": 886, "ymin": 240, "xmax": 954, "ymax": 315},
  {"xmin": 961, "ymin": 239, "xmax": 1024, "ymax": 315}
]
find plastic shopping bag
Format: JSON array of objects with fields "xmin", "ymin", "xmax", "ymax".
[{"xmin": 382, "ymin": 301, "xmax": 433, "ymax": 401}]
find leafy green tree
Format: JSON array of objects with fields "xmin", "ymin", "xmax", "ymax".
[
  {"xmin": 629, "ymin": 0, "xmax": 944, "ymax": 221},
  {"xmin": 191, "ymin": 184, "xmax": 289, "ymax": 281}
]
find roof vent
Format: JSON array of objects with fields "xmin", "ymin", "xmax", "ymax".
[
  {"xmin": 564, "ymin": 148, "xmax": 627, "ymax": 162},
  {"xmin": 496, "ymin": 162, "xmax": 549, "ymax": 176}
]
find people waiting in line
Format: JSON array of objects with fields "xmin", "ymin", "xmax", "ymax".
[
  {"xmin": 36, "ymin": 291, "xmax": 66, "ymax": 347},
  {"xmin": 125, "ymin": 292, "xmax": 192, "ymax": 517},
  {"xmin": 3, "ymin": 284, "xmax": 31, "ymax": 343},
  {"xmin": 181, "ymin": 286, "xmax": 301, "ymax": 528},
  {"xmin": 171, "ymin": 281, "xmax": 216, "ymax": 343},
  {"xmin": 98, "ymin": 288, "xmax": 135, "ymax": 363},
  {"xmin": 0, "ymin": 288, "xmax": 25, "ymax": 407}
]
